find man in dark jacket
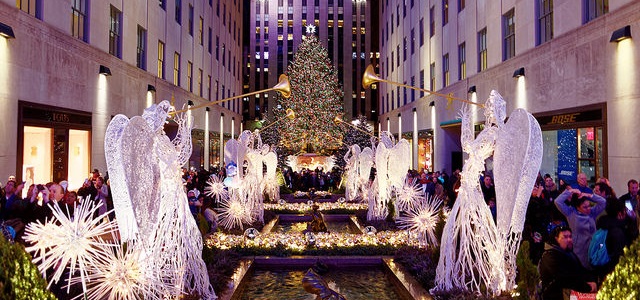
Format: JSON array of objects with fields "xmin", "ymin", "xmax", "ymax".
[{"xmin": 538, "ymin": 226, "xmax": 597, "ymax": 300}]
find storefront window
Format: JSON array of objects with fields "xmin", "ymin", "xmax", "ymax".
[
  {"xmin": 67, "ymin": 129, "xmax": 90, "ymax": 191},
  {"xmin": 22, "ymin": 126, "xmax": 53, "ymax": 189},
  {"xmin": 540, "ymin": 126, "xmax": 603, "ymax": 187}
]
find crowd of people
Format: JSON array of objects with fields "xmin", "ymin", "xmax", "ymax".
[{"xmin": 1, "ymin": 165, "xmax": 639, "ymax": 298}]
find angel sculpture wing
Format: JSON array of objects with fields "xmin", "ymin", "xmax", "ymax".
[
  {"xmin": 494, "ymin": 108, "xmax": 543, "ymax": 237},
  {"xmin": 387, "ymin": 139, "xmax": 411, "ymax": 189},
  {"xmin": 104, "ymin": 114, "xmax": 139, "ymax": 241},
  {"xmin": 357, "ymin": 147, "xmax": 375, "ymax": 189},
  {"xmin": 119, "ymin": 116, "xmax": 162, "ymax": 240}
]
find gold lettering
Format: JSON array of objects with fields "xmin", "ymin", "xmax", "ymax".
[
  {"xmin": 549, "ymin": 113, "xmax": 579, "ymax": 125},
  {"xmin": 52, "ymin": 113, "xmax": 70, "ymax": 123}
]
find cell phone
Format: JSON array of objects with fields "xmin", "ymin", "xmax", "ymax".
[
  {"xmin": 36, "ymin": 184, "xmax": 45, "ymax": 191},
  {"xmin": 625, "ymin": 200, "xmax": 633, "ymax": 212}
]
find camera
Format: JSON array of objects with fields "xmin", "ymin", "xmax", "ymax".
[{"xmin": 36, "ymin": 184, "xmax": 46, "ymax": 191}]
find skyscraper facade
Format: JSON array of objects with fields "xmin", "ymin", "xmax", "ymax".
[
  {"xmin": 0, "ymin": 0, "xmax": 243, "ymax": 188},
  {"xmin": 244, "ymin": 0, "xmax": 378, "ymax": 124},
  {"xmin": 379, "ymin": 0, "xmax": 640, "ymax": 193}
]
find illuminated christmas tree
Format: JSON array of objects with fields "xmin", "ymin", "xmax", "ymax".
[
  {"xmin": 272, "ymin": 34, "xmax": 344, "ymax": 154},
  {"xmin": 597, "ymin": 238, "xmax": 640, "ymax": 299}
]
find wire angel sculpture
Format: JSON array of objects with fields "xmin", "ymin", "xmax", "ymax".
[
  {"xmin": 104, "ymin": 100, "xmax": 216, "ymax": 299},
  {"xmin": 434, "ymin": 90, "xmax": 542, "ymax": 296}
]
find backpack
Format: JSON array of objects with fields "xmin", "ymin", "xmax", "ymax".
[{"xmin": 588, "ymin": 228, "xmax": 610, "ymax": 266}]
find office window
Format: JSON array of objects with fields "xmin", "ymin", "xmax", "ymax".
[
  {"xmin": 136, "ymin": 26, "xmax": 147, "ymax": 70},
  {"xmin": 188, "ymin": 5, "xmax": 194, "ymax": 36},
  {"xmin": 391, "ymin": 51, "xmax": 394, "ymax": 72},
  {"xmin": 478, "ymin": 28, "xmax": 487, "ymax": 71},
  {"xmin": 403, "ymin": 1, "xmax": 406, "ymax": 18},
  {"xmin": 443, "ymin": 0, "xmax": 449, "ymax": 26},
  {"xmin": 71, "ymin": 0, "xmax": 88, "ymax": 42},
  {"xmin": 419, "ymin": 18, "xmax": 424, "ymax": 46},
  {"xmin": 175, "ymin": 0, "xmax": 182, "ymax": 24},
  {"xmin": 396, "ymin": 5, "xmax": 399, "ymax": 26},
  {"xmin": 430, "ymin": 63, "xmax": 436, "ymax": 91},
  {"xmin": 585, "ymin": 0, "xmax": 608, "ymax": 23},
  {"xmin": 443, "ymin": 54, "xmax": 449, "ymax": 87},
  {"xmin": 109, "ymin": 6, "xmax": 122, "ymax": 58},
  {"xmin": 216, "ymin": 0, "xmax": 220, "ymax": 16},
  {"xmin": 396, "ymin": 45, "xmax": 400, "ymax": 67},
  {"xmin": 159, "ymin": 0, "xmax": 166, "ymax": 10},
  {"xmin": 458, "ymin": 0, "xmax": 465, "ymax": 12},
  {"xmin": 199, "ymin": 17, "xmax": 204, "ymax": 45},
  {"xmin": 187, "ymin": 61, "xmax": 193, "ymax": 92},
  {"xmin": 216, "ymin": 36, "xmax": 220, "ymax": 60},
  {"xmin": 503, "ymin": 9, "xmax": 515, "ymax": 61},
  {"xmin": 173, "ymin": 52, "xmax": 180, "ymax": 86},
  {"xmin": 158, "ymin": 41, "xmax": 165, "ymax": 79},
  {"xmin": 391, "ymin": 15, "xmax": 394, "ymax": 34},
  {"xmin": 429, "ymin": 7, "xmax": 435, "ymax": 37},
  {"xmin": 198, "ymin": 69, "xmax": 203, "ymax": 96},
  {"xmin": 207, "ymin": 75, "xmax": 212, "ymax": 100},
  {"xmin": 410, "ymin": 28, "xmax": 415, "ymax": 54},
  {"xmin": 403, "ymin": 38, "xmax": 407, "ymax": 61},
  {"xmin": 419, "ymin": 70, "xmax": 425, "ymax": 97},
  {"xmin": 458, "ymin": 42, "xmax": 466, "ymax": 80},
  {"xmin": 537, "ymin": 0, "xmax": 553, "ymax": 45},
  {"xmin": 17, "ymin": 0, "xmax": 39, "ymax": 18},
  {"xmin": 411, "ymin": 0, "xmax": 415, "ymax": 8}
]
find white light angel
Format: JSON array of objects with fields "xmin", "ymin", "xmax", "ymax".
[
  {"xmin": 434, "ymin": 90, "xmax": 542, "ymax": 296},
  {"xmin": 105, "ymin": 101, "xmax": 216, "ymax": 299}
]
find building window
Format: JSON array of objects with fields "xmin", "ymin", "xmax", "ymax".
[
  {"xmin": 109, "ymin": 6, "xmax": 122, "ymax": 58},
  {"xmin": 403, "ymin": 38, "xmax": 407, "ymax": 61},
  {"xmin": 478, "ymin": 28, "xmax": 487, "ymax": 72},
  {"xmin": 175, "ymin": 0, "xmax": 182, "ymax": 24},
  {"xmin": 396, "ymin": 45, "xmax": 400, "ymax": 67},
  {"xmin": 391, "ymin": 51, "xmax": 394, "ymax": 72},
  {"xmin": 173, "ymin": 52, "xmax": 180, "ymax": 86},
  {"xmin": 187, "ymin": 61, "xmax": 193, "ymax": 92},
  {"xmin": 458, "ymin": 0, "xmax": 465, "ymax": 12},
  {"xmin": 188, "ymin": 5, "xmax": 194, "ymax": 36},
  {"xmin": 585, "ymin": 0, "xmax": 608, "ymax": 23},
  {"xmin": 71, "ymin": 0, "xmax": 88, "ymax": 42},
  {"xmin": 17, "ymin": 0, "xmax": 40, "ymax": 18},
  {"xmin": 159, "ymin": 0, "xmax": 166, "ymax": 10},
  {"xmin": 442, "ymin": 0, "xmax": 449, "ymax": 26},
  {"xmin": 419, "ymin": 18, "xmax": 424, "ymax": 46},
  {"xmin": 411, "ymin": 76, "xmax": 415, "ymax": 102},
  {"xmin": 216, "ymin": 36, "xmax": 219, "ymax": 60},
  {"xmin": 207, "ymin": 75, "xmax": 212, "ymax": 100},
  {"xmin": 158, "ymin": 41, "xmax": 165, "ymax": 79},
  {"xmin": 420, "ymin": 70, "xmax": 425, "ymax": 97},
  {"xmin": 136, "ymin": 26, "xmax": 147, "ymax": 70},
  {"xmin": 198, "ymin": 69, "xmax": 203, "ymax": 96},
  {"xmin": 503, "ymin": 9, "xmax": 515, "ymax": 61},
  {"xmin": 429, "ymin": 7, "xmax": 435, "ymax": 37},
  {"xmin": 458, "ymin": 42, "xmax": 466, "ymax": 80},
  {"xmin": 199, "ymin": 17, "xmax": 204, "ymax": 45},
  {"xmin": 537, "ymin": 0, "xmax": 553, "ymax": 45},
  {"xmin": 396, "ymin": 5, "xmax": 399, "ymax": 26},
  {"xmin": 430, "ymin": 62, "xmax": 436, "ymax": 91},
  {"xmin": 443, "ymin": 54, "xmax": 449, "ymax": 87},
  {"xmin": 410, "ymin": 29, "xmax": 415, "ymax": 55}
]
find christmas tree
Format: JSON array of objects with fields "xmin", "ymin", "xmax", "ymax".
[{"xmin": 272, "ymin": 34, "xmax": 344, "ymax": 154}]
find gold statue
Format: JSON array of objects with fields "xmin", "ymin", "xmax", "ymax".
[{"xmin": 307, "ymin": 204, "xmax": 328, "ymax": 233}]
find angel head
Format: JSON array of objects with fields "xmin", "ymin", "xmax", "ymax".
[
  {"xmin": 142, "ymin": 100, "xmax": 174, "ymax": 132},
  {"xmin": 483, "ymin": 90, "xmax": 507, "ymax": 126}
]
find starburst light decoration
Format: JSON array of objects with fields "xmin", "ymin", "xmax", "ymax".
[
  {"xmin": 396, "ymin": 197, "xmax": 443, "ymax": 247},
  {"xmin": 23, "ymin": 199, "xmax": 117, "ymax": 292},
  {"xmin": 205, "ymin": 174, "xmax": 228, "ymax": 204},
  {"xmin": 69, "ymin": 240, "xmax": 166, "ymax": 300},
  {"xmin": 217, "ymin": 197, "xmax": 251, "ymax": 230},
  {"xmin": 395, "ymin": 178, "xmax": 424, "ymax": 212}
]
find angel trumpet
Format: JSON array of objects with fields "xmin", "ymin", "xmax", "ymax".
[
  {"xmin": 259, "ymin": 108, "xmax": 296, "ymax": 132},
  {"xmin": 333, "ymin": 115, "xmax": 378, "ymax": 139},
  {"xmin": 362, "ymin": 64, "xmax": 482, "ymax": 107},
  {"xmin": 172, "ymin": 74, "xmax": 291, "ymax": 115}
]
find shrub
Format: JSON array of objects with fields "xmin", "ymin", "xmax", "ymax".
[{"xmin": 0, "ymin": 235, "xmax": 57, "ymax": 300}]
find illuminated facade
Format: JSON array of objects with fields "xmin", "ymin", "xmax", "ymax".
[
  {"xmin": 379, "ymin": 0, "xmax": 639, "ymax": 193},
  {"xmin": 244, "ymin": 0, "xmax": 378, "ymax": 123},
  {"xmin": 0, "ymin": 0, "xmax": 243, "ymax": 188}
]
